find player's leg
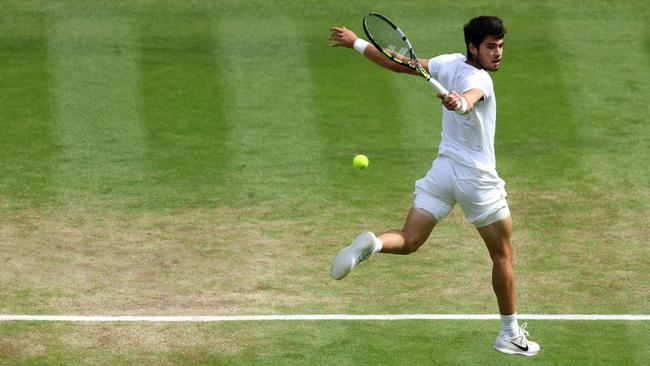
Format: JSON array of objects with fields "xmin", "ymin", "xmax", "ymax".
[
  {"xmin": 454, "ymin": 159, "xmax": 539, "ymax": 356},
  {"xmin": 477, "ymin": 216, "xmax": 515, "ymax": 316},
  {"xmin": 330, "ymin": 207, "xmax": 436, "ymax": 280},
  {"xmin": 479, "ymin": 216, "xmax": 540, "ymax": 356},
  {"xmin": 379, "ymin": 156, "xmax": 455, "ymax": 254},
  {"xmin": 378, "ymin": 207, "xmax": 436, "ymax": 254},
  {"xmin": 330, "ymin": 157, "xmax": 453, "ymax": 280}
]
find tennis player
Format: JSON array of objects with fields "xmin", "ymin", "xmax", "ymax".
[{"xmin": 328, "ymin": 16, "xmax": 540, "ymax": 356}]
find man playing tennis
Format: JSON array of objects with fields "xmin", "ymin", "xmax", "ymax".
[{"xmin": 328, "ymin": 16, "xmax": 540, "ymax": 356}]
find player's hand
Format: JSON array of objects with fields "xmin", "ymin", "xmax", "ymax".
[
  {"xmin": 438, "ymin": 91, "xmax": 463, "ymax": 111},
  {"xmin": 328, "ymin": 26, "xmax": 357, "ymax": 48},
  {"xmin": 386, "ymin": 49, "xmax": 410, "ymax": 64}
]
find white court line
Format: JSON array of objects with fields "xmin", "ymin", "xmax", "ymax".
[{"xmin": 1, "ymin": 314, "xmax": 649, "ymax": 322}]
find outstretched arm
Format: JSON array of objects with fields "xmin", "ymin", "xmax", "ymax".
[
  {"xmin": 329, "ymin": 25, "xmax": 478, "ymax": 113},
  {"xmin": 328, "ymin": 26, "xmax": 422, "ymax": 76}
]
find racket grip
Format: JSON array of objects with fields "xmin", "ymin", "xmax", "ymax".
[{"xmin": 427, "ymin": 77, "xmax": 449, "ymax": 95}]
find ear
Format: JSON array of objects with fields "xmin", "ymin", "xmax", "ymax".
[{"xmin": 468, "ymin": 42, "xmax": 479, "ymax": 58}]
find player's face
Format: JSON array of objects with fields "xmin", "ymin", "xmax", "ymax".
[{"xmin": 476, "ymin": 35, "xmax": 504, "ymax": 71}]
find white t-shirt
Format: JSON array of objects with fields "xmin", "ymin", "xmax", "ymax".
[{"xmin": 428, "ymin": 53, "xmax": 497, "ymax": 172}]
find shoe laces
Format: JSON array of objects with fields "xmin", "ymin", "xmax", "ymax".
[
  {"xmin": 503, "ymin": 322, "xmax": 530, "ymax": 343},
  {"xmin": 506, "ymin": 322, "xmax": 531, "ymax": 343},
  {"xmin": 519, "ymin": 322, "xmax": 531, "ymax": 338}
]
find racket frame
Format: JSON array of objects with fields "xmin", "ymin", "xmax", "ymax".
[{"xmin": 362, "ymin": 12, "xmax": 449, "ymax": 95}]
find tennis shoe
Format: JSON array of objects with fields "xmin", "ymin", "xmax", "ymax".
[
  {"xmin": 330, "ymin": 231, "xmax": 377, "ymax": 280},
  {"xmin": 493, "ymin": 322, "xmax": 540, "ymax": 356}
]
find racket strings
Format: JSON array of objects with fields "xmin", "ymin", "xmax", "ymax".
[{"xmin": 364, "ymin": 15, "xmax": 415, "ymax": 65}]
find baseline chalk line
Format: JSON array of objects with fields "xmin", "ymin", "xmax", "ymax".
[{"xmin": 1, "ymin": 314, "xmax": 649, "ymax": 322}]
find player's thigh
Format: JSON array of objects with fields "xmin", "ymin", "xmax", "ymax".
[
  {"xmin": 402, "ymin": 206, "xmax": 437, "ymax": 245},
  {"xmin": 477, "ymin": 215, "xmax": 512, "ymax": 259}
]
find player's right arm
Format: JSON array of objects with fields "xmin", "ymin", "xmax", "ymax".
[
  {"xmin": 329, "ymin": 26, "xmax": 421, "ymax": 76},
  {"xmin": 438, "ymin": 89, "xmax": 484, "ymax": 114}
]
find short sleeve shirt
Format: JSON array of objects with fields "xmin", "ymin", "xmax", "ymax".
[{"xmin": 428, "ymin": 54, "xmax": 497, "ymax": 172}]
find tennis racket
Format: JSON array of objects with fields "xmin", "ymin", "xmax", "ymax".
[{"xmin": 362, "ymin": 12, "xmax": 449, "ymax": 95}]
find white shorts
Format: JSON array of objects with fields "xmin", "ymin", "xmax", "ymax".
[{"xmin": 414, "ymin": 155, "xmax": 510, "ymax": 228}]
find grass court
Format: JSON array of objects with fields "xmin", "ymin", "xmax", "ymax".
[{"xmin": 1, "ymin": 0, "xmax": 649, "ymax": 364}]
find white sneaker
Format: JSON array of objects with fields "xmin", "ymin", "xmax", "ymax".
[
  {"xmin": 330, "ymin": 232, "xmax": 377, "ymax": 280},
  {"xmin": 493, "ymin": 323, "xmax": 540, "ymax": 356}
]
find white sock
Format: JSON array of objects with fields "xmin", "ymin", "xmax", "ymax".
[
  {"xmin": 500, "ymin": 313, "xmax": 520, "ymax": 337},
  {"xmin": 372, "ymin": 237, "xmax": 383, "ymax": 254}
]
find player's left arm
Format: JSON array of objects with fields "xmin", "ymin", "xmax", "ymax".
[{"xmin": 437, "ymin": 88, "xmax": 484, "ymax": 114}]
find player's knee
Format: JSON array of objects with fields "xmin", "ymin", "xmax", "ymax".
[
  {"xmin": 489, "ymin": 246, "xmax": 512, "ymax": 265},
  {"xmin": 403, "ymin": 233, "xmax": 427, "ymax": 254}
]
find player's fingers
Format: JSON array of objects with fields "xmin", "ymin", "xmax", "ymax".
[
  {"xmin": 328, "ymin": 33, "xmax": 343, "ymax": 42},
  {"xmin": 446, "ymin": 94, "xmax": 456, "ymax": 103}
]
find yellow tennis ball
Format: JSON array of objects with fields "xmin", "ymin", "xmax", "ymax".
[{"xmin": 353, "ymin": 154, "xmax": 369, "ymax": 170}]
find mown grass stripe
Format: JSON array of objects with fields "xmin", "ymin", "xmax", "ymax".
[
  {"xmin": 541, "ymin": 2, "xmax": 650, "ymax": 314},
  {"xmin": 216, "ymin": 12, "xmax": 328, "ymax": 211},
  {"xmin": 0, "ymin": 8, "xmax": 55, "ymax": 210},
  {"xmin": 137, "ymin": 9, "xmax": 227, "ymax": 209},
  {"xmin": 48, "ymin": 11, "xmax": 146, "ymax": 210}
]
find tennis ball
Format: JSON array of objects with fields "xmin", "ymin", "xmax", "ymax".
[{"xmin": 353, "ymin": 154, "xmax": 369, "ymax": 170}]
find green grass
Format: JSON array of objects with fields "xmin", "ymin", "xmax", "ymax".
[
  {"xmin": 1, "ymin": 0, "xmax": 649, "ymax": 364},
  {"xmin": 2, "ymin": 320, "xmax": 649, "ymax": 365}
]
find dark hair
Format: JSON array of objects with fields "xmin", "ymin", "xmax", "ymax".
[{"xmin": 464, "ymin": 16, "xmax": 506, "ymax": 57}]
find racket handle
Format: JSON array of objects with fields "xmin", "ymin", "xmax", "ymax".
[{"xmin": 427, "ymin": 77, "xmax": 449, "ymax": 95}]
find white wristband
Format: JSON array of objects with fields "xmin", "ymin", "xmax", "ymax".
[
  {"xmin": 454, "ymin": 97, "xmax": 468, "ymax": 115},
  {"xmin": 353, "ymin": 38, "xmax": 369, "ymax": 55}
]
